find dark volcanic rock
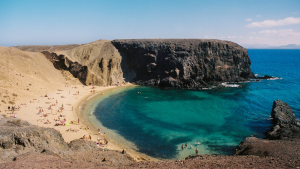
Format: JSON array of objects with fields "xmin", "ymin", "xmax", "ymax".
[
  {"xmin": 266, "ymin": 100, "xmax": 300, "ymax": 139},
  {"xmin": 112, "ymin": 39, "xmax": 255, "ymax": 89},
  {"xmin": 256, "ymin": 75, "xmax": 275, "ymax": 80},
  {"xmin": 68, "ymin": 62, "xmax": 88, "ymax": 84}
]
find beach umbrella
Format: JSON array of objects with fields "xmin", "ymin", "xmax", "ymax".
[{"xmin": 65, "ymin": 122, "xmax": 69, "ymax": 126}]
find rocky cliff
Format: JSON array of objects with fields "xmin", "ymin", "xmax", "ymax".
[
  {"xmin": 112, "ymin": 39, "xmax": 255, "ymax": 88},
  {"xmin": 17, "ymin": 39, "xmax": 255, "ymax": 88}
]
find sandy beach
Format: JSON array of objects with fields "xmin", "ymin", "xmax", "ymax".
[
  {"xmin": 0, "ymin": 46, "xmax": 158, "ymax": 161},
  {"xmin": 1, "ymin": 82, "xmax": 155, "ymax": 161}
]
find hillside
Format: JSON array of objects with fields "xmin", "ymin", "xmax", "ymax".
[{"xmin": 0, "ymin": 46, "xmax": 81, "ymax": 110}]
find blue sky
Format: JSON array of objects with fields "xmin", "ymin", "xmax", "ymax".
[{"xmin": 0, "ymin": 0, "xmax": 299, "ymax": 46}]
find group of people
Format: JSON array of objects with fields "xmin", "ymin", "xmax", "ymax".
[
  {"xmin": 181, "ymin": 142, "xmax": 200, "ymax": 154},
  {"xmin": 8, "ymin": 105, "xmax": 20, "ymax": 114},
  {"xmin": 82, "ymin": 135, "xmax": 92, "ymax": 140},
  {"xmin": 96, "ymin": 137, "xmax": 108, "ymax": 147}
]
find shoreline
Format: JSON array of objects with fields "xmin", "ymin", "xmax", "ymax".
[
  {"xmin": 76, "ymin": 84, "xmax": 158, "ymax": 161},
  {"xmin": 0, "ymin": 83, "xmax": 157, "ymax": 161}
]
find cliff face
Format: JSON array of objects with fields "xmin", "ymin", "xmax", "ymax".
[
  {"xmin": 40, "ymin": 40, "xmax": 124, "ymax": 86},
  {"xmin": 112, "ymin": 39, "xmax": 255, "ymax": 88},
  {"xmin": 17, "ymin": 39, "xmax": 255, "ymax": 88}
]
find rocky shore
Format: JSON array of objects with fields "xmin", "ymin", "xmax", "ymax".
[{"xmin": 1, "ymin": 100, "xmax": 300, "ymax": 168}]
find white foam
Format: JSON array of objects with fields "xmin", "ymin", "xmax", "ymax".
[
  {"xmin": 267, "ymin": 77, "xmax": 282, "ymax": 80},
  {"xmin": 221, "ymin": 82, "xmax": 240, "ymax": 88}
]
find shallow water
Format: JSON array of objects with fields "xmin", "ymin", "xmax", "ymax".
[{"xmin": 85, "ymin": 49, "xmax": 300, "ymax": 160}]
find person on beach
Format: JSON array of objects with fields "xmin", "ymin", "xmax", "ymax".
[
  {"xmin": 8, "ymin": 106, "xmax": 10, "ymax": 111},
  {"xmin": 185, "ymin": 143, "xmax": 187, "ymax": 147},
  {"xmin": 190, "ymin": 145, "xmax": 193, "ymax": 149},
  {"xmin": 196, "ymin": 148, "xmax": 199, "ymax": 154},
  {"xmin": 98, "ymin": 128, "xmax": 101, "ymax": 135},
  {"xmin": 89, "ymin": 135, "xmax": 91, "ymax": 140},
  {"xmin": 197, "ymin": 141, "xmax": 200, "ymax": 145},
  {"xmin": 103, "ymin": 133, "xmax": 106, "ymax": 138},
  {"xmin": 56, "ymin": 100, "xmax": 58, "ymax": 104},
  {"xmin": 78, "ymin": 118, "xmax": 79, "ymax": 124},
  {"xmin": 181, "ymin": 144, "xmax": 184, "ymax": 150}
]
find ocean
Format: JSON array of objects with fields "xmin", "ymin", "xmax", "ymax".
[{"xmin": 84, "ymin": 49, "xmax": 300, "ymax": 160}]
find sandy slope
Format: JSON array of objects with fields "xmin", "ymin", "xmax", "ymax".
[{"xmin": 0, "ymin": 46, "xmax": 151, "ymax": 161}]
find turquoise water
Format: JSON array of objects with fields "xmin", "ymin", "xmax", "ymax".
[{"xmin": 86, "ymin": 49, "xmax": 300, "ymax": 160}]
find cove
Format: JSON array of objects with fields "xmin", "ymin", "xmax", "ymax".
[{"xmin": 83, "ymin": 49, "xmax": 300, "ymax": 160}]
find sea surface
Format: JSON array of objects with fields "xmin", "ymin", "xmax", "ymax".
[{"xmin": 84, "ymin": 49, "xmax": 300, "ymax": 160}]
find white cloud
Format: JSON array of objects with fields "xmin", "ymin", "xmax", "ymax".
[
  {"xmin": 247, "ymin": 17, "xmax": 300, "ymax": 28},
  {"xmin": 228, "ymin": 36, "xmax": 236, "ymax": 39},
  {"xmin": 258, "ymin": 29, "xmax": 300, "ymax": 37},
  {"xmin": 221, "ymin": 30, "xmax": 300, "ymax": 46},
  {"xmin": 245, "ymin": 18, "xmax": 252, "ymax": 22}
]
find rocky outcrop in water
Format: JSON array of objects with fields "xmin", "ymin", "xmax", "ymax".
[
  {"xmin": 266, "ymin": 99, "xmax": 300, "ymax": 139},
  {"xmin": 235, "ymin": 100, "xmax": 300, "ymax": 160},
  {"xmin": 112, "ymin": 39, "xmax": 255, "ymax": 88}
]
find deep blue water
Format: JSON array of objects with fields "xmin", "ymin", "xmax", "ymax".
[{"xmin": 87, "ymin": 49, "xmax": 300, "ymax": 160}]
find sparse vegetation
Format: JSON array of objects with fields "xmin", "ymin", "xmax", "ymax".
[
  {"xmin": 1, "ymin": 100, "xmax": 6, "ymax": 104},
  {"xmin": 13, "ymin": 93, "xmax": 18, "ymax": 97}
]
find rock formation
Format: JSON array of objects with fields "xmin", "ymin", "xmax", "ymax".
[
  {"xmin": 0, "ymin": 116, "xmax": 134, "ymax": 166},
  {"xmin": 266, "ymin": 99, "xmax": 300, "ymax": 139},
  {"xmin": 17, "ymin": 39, "xmax": 256, "ymax": 88},
  {"xmin": 235, "ymin": 100, "xmax": 300, "ymax": 159},
  {"xmin": 0, "ymin": 117, "xmax": 73, "ymax": 162},
  {"xmin": 112, "ymin": 39, "xmax": 255, "ymax": 88}
]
